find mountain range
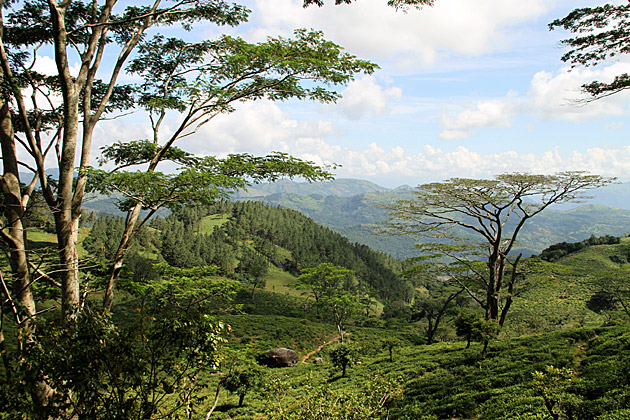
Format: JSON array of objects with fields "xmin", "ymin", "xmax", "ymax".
[{"xmin": 84, "ymin": 178, "xmax": 630, "ymax": 260}]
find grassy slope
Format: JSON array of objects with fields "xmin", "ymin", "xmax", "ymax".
[
  {"xmin": 6, "ymin": 222, "xmax": 630, "ymax": 419},
  {"xmin": 504, "ymin": 238, "xmax": 630, "ymax": 336},
  {"xmin": 206, "ymin": 319, "xmax": 630, "ymax": 420},
  {"xmin": 204, "ymin": 238, "xmax": 630, "ymax": 418}
]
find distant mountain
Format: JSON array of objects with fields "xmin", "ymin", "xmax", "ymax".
[
  {"xmin": 236, "ymin": 178, "xmax": 630, "ymax": 209},
  {"xmin": 232, "ymin": 178, "xmax": 390, "ymax": 198},
  {"xmin": 586, "ymin": 182, "xmax": 630, "ymax": 210},
  {"xmin": 81, "ymin": 178, "xmax": 630, "ymax": 260},
  {"xmin": 241, "ymin": 180, "xmax": 630, "ymax": 259}
]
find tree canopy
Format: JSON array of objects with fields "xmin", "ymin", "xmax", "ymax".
[
  {"xmin": 0, "ymin": 0, "xmax": 378, "ymax": 415},
  {"xmin": 382, "ymin": 171, "xmax": 614, "ymax": 327},
  {"xmin": 303, "ymin": 0, "xmax": 434, "ymax": 10},
  {"xmin": 550, "ymin": 3, "xmax": 630, "ymax": 100}
]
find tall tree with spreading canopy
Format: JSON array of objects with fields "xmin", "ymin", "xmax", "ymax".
[
  {"xmin": 550, "ymin": 3, "xmax": 630, "ymax": 100},
  {"xmin": 382, "ymin": 172, "xmax": 614, "ymax": 327},
  {"xmin": 88, "ymin": 28, "xmax": 377, "ymax": 311},
  {"xmin": 0, "ymin": 0, "xmax": 376, "ymax": 414}
]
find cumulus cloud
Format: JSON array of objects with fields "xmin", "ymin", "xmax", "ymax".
[
  {"xmin": 337, "ymin": 75, "xmax": 402, "ymax": 120},
  {"xmin": 245, "ymin": 0, "xmax": 552, "ymax": 69},
  {"xmin": 324, "ymin": 143, "xmax": 630, "ymax": 182},
  {"xmin": 436, "ymin": 61, "xmax": 630, "ymax": 140},
  {"xmin": 528, "ymin": 63, "xmax": 630, "ymax": 121},
  {"xmin": 91, "ymin": 97, "xmax": 630, "ymax": 185},
  {"xmin": 439, "ymin": 91, "xmax": 519, "ymax": 140}
]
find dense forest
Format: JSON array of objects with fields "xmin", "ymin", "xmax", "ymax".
[{"xmin": 82, "ymin": 201, "xmax": 410, "ymax": 306}]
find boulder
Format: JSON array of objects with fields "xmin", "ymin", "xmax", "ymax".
[
  {"xmin": 313, "ymin": 357, "xmax": 324, "ymax": 364},
  {"xmin": 257, "ymin": 348, "xmax": 299, "ymax": 368}
]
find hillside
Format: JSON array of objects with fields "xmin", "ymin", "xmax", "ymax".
[
  {"xmin": 83, "ymin": 201, "xmax": 411, "ymax": 307},
  {"xmin": 202, "ymin": 236, "xmax": 630, "ymax": 419},
  {"xmin": 82, "ymin": 179, "xmax": 630, "ymax": 260},
  {"xmin": 253, "ymin": 191, "xmax": 630, "ymax": 259},
  {"xmin": 5, "ymin": 198, "xmax": 630, "ymax": 420}
]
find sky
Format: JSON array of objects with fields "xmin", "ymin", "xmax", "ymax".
[{"xmin": 79, "ymin": 0, "xmax": 630, "ymax": 187}]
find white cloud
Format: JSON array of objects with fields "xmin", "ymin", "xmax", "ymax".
[
  {"xmin": 337, "ymin": 75, "xmax": 402, "ymax": 120},
  {"xmin": 246, "ymin": 0, "xmax": 553, "ymax": 69},
  {"xmin": 528, "ymin": 63, "xmax": 630, "ymax": 121},
  {"xmin": 91, "ymin": 100, "xmax": 630, "ymax": 184},
  {"xmin": 186, "ymin": 100, "xmax": 298, "ymax": 155},
  {"xmin": 32, "ymin": 54, "xmax": 80, "ymax": 77},
  {"xmin": 435, "ymin": 61, "xmax": 630, "ymax": 140},
  {"xmin": 328, "ymin": 143, "xmax": 630, "ymax": 182},
  {"xmin": 439, "ymin": 91, "xmax": 518, "ymax": 140}
]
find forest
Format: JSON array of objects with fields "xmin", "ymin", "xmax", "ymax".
[{"xmin": 1, "ymin": 0, "xmax": 630, "ymax": 419}]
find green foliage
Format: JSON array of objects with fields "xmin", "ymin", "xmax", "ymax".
[
  {"xmin": 1, "ymin": 309, "xmax": 228, "ymax": 419},
  {"xmin": 540, "ymin": 234, "xmax": 621, "ymax": 262},
  {"xmin": 532, "ymin": 365, "xmax": 580, "ymax": 420},
  {"xmin": 329, "ymin": 344, "xmax": 357, "ymax": 378},
  {"xmin": 263, "ymin": 372, "xmax": 403, "ymax": 420},
  {"xmin": 145, "ymin": 201, "xmax": 410, "ymax": 305},
  {"xmin": 133, "ymin": 264, "xmax": 241, "ymax": 313},
  {"xmin": 382, "ymin": 172, "xmax": 615, "ymax": 327},
  {"xmin": 381, "ymin": 337, "xmax": 403, "ymax": 362},
  {"xmin": 297, "ymin": 263, "xmax": 363, "ymax": 342},
  {"xmin": 83, "ymin": 215, "xmax": 159, "ymax": 262},
  {"xmin": 454, "ymin": 312, "xmax": 500, "ymax": 349},
  {"xmin": 550, "ymin": 4, "xmax": 630, "ymax": 99},
  {"xmin": 237, "ymin": 247, "xmax": 269, "ymax": 300},
  {"xmin": 221, "ymin": 351, "xmax": 267, "ymax": 407}
]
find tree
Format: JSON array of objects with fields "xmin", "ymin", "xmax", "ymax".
[
  {"xmin": 88, "ymin": 27, "xmax": 376, "ymax": 311},
  {"xmin": 237, "ymin": 247, "xmax": 269, "ymax": 301},
  {"xmin": 221, "ymin": 356, "xmax": 266, "ymax": 407},
  {"xmin": 550, "ymin": 3, "xmax": 630, "ymax": 101},
  {"xmin": 1, "ymin": 0, "xmax": 251, "ymax": 325},
  {"xmin": 0, "ymin": 1, "xmax": 376, "ymax": 414},
  {"xmin": 381, "ymin": 337, "xmax": 402, "ymax": 362},
  {"xmin": 412, "ymin": 288, "xmax": 463, "ymax": 345},
  {"xmin": 296, "ymin": 263, "xmax": 362, "ymax": 342},
  {"xmin": 408, "ymin": 266, "xmax": 465, "ymax": 344},
  {"xmin": 329, "ymin": 344, "xmax": 356, "ymax": 378},
  {"xmin": 532, "ymin": 365, "xmax": 580, "ymax": 420},
  {"xmin": 454, "ymin": 312, "xmax": 497, "ymax": 349},
  {"xmin": 1, "ymin": 265, "xmax": 237, "ymax": 419},
  {"xmin": 303, "ymin": 0, "xmax": 434, "ymax": 10},
  {"xmin": 382, "ymin": 172, "xmax": 614, "ymax": 327},
  {"xmin": 589, "ymin": 267, "xmax": 630, "ymax": 321}
]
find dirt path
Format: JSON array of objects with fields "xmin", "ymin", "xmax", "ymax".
[{"xmin": 301, "ymin": 333, "xmax": 347, "ymax": 363}]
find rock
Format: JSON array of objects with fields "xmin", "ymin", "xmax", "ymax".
[
  {"xmin": 313, "ymin": 357, "xmax": 324, "ymax": 364},
  {"xmin": 257, "ymin": 348, "xmax": 299, "ymax": 368}
]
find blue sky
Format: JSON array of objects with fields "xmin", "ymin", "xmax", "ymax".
[{"xmin": 79, "ymin": 0, "xmax": 630, "ymax": 187}]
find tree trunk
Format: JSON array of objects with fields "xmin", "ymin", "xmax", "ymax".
[
  {"xmin": 337, "ymin": 323, "xmax": 344, "ymax": 344},
  {"xmin": 103, "ymin": 204, "xmax": 143, "ymax": 311},
  {"xmin": 0, "ymin": 94, "xmax": 55, "ymax": 420},
  {"xmin": 486, "ymin": 253, "xmax": 505, "ymax": 322},
  {"xmin": 55, "ymin": 210, "xmax": 81, "ymax": 321},
  {"xmin": 0, "ymin": 101, "xmax": 36, "ymax": 321},
  {"xmin": 425, "ymin": 316, "xmax": 435, "ymax": 345},
  {"xmin": 481, "ymin": 339, "xmax": 489, "ymax": 358}
]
